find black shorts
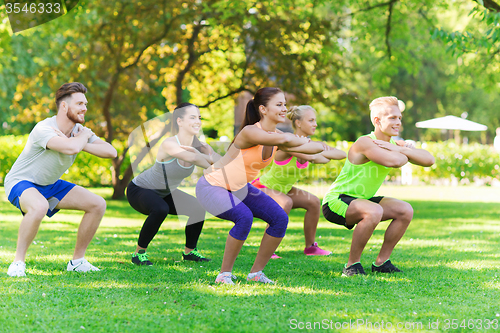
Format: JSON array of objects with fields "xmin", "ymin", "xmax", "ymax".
[{"xmin": 322, "ymin": 194, "xmax": 384, "ymax": 230}]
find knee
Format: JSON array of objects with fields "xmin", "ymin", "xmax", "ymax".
[
  {"xmin": 401, "ymin": 202, "xmax": 414, "ymax": 222},
  {"xmin": 361, "ymin": 205, "xmax": 383, "ymax": 226},
  {"xmin": 27, "ymin": 201, "xmax": 50, "ymax": 219},
  {"xmin": 152, "ymin": 204, "xmax": 170, "ymax": 219},
  {"xmin": 89, "ymin": 196, "xmax": 107, "ymax": 216},
  {"xmin": 237, "ymin": 213, "xmax": 254, "ymax": 233},
  {"xmin": 266, "ymin": 210, "xmax": 289, "ymax": 238},
  {"xmin": 307, "ymin": 195, "xmax": 321, "ymax": 211},
  {"xmin": 230, "ymin": 213, "xmax": 253, "ymax": 240}
]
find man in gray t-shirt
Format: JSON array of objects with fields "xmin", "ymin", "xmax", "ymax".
[{"xmin": 6, "ymin": 82, "xmax": 117, "ymax": 277}]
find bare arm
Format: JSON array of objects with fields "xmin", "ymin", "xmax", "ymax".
[
  {"xmin": 159, "ymin": 139, "xmax": 211, "ymax": 169},
  {"xmin": 235, "ymin": 125, "xmax": 309, "ymax": 149},
  {"xmin": 281, "ymin": 140, "xmax": 324, "ymax": 154},
  {"xmin": 82, "ymin": 138, "xmax": 118, "ymax": 158},
  {"xmin": 321, "ymin": 148, "xmax": 346, "ymax": 160},
  {"xmin": 276, "ymin": 151, "xmax": 327, "ymax": 163},
  {"xmin": 199, "ymin": 143, "xmax": 223, "ymax": 164},
  {"xmin": 396, "ymin": 144, "xmax": 435, "ymax": 167},
  {"xmin": 274, "ymin": 141, "xmax": 343, "ymax": 163},
  {"xmin": 319, "ymin": 143, "xmax": 346, "ymax": 160},
  {"xmin": 354, "ymin": 137, "xmax": 408, "ymax": 168},
  {"xmin": 284, "ymin": 142, "xmax": 345, "ymax": 163},
  {"xmin": 46, "ymin": 127, "xmax": 93, "ymax": 155},
  {"xmin": 210, "ymin": 151, "xmax": 223, "ymax": 163}
]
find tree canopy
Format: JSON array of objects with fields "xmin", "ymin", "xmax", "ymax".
[{"xmin": 1, "ymin": 0, "xmax": 500, "ymax": 197}]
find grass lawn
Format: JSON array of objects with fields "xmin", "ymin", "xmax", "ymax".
[{"xmin": 1, "ymin": 185, "xmax": 500, "ymax": 332}]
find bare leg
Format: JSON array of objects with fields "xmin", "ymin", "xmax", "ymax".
[
  {"xmin": 55, "ymin": 186, "xmax": 106, "ymax": 259},
  {"xmin": 135, "ymin": 245, "xmax": 147, "ymax": 253},
  {"xmin": 14, "ymin": 188, "xmax": 50, "ymax": 262},
  {"xmin": 345, "ymin": 199, "xmax": 384, "ymax": 266},
  {"xmin": 375, "ymin": 198, "xmax": 413, "ymax": 265},
  {"xmin": 250, "ymin": 233, "xmax": 284, "ymax": 273},
  {"xmin": 259, "ymin": 188, "xmax": 293, "ymax": 214},
  {"xmin": 287, "ymin": 187, "xmax": 321, "ymax": 247},
  {"xmin": 220, "ymin": 235, "xmax": 245, "ymax": 273}
]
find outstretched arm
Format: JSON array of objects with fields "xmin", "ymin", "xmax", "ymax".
[
  {"xmin": 319, "ymin": 142, "xmax": 346, "ymax": 161},
  {"xmin": 159, "ymin": 140, "xmax": 212, "ymax": 169},
  {"xmin": 47, "ymin": 126, "xmax": 94, "ymax": 155},
  {"xmin": 356, "ymin": 137, "xmax": 408, "ymax": 168},
  {"xmin": 374, "ymin": 140, "xmax": 434, "ymax": 167},
  {"xmin": 199, "ymin": 143, "xmax": 223, "ymax": 164},
  {"xmin": 236, "ymin": 125, "xmax": 310, "ymax": 149},
  {"xmin": 276, "ymin": 142, "xmax": 345, "ymax": 164},
  {"xmin": 83, "ymin": 138, "xmax": 117, "ymax": 158},
  {"xmin": 284, "ymin": 151, "xmax": 331, "ymax": 164},
  {"xmin": 396, "ymin": 144, "xmax": 435, "ymax": 167},
  {"xmin": 281, "ymin": 140, "xmax": 324, "ymax": 154}
]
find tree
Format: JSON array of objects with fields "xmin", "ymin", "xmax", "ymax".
[
  {"xmin": 1, "ymin": 0, "xmax": 357, "ymax": 198},
  {"xmin": 3, "ymin": 0, "xmax": 500, "ymax": 198}
]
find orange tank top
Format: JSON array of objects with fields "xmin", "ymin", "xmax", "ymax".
[{"xmin": 204, "ymin": 123, "xmax": 276, "ymax": 191}]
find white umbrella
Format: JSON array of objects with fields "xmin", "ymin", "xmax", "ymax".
[{"xmin": 415, "ymin": 115, "xmax": 487, "ymax": 131}]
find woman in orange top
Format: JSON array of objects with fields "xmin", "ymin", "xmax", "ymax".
[{"xmin": 196, "ymin": 87, "xmax": 323, "ymax": 284}]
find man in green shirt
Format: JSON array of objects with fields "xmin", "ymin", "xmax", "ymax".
[{"xmin": 322, "ymin": 96, "xmax": 435, "ymax": 276}]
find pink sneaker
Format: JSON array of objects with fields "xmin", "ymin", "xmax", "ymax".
[
  {"xmin": 271, "ymin": 253, "xmax": 282, "ymax": 259},
  {"xmin": 304, "ymin": 242, "xmax": 332, "ymax": 256}
]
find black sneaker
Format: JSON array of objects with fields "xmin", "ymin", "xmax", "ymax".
[
  {"xmin": 372, "ymin": 259, "xmax": 402, "ymax": 273},
  {"xmin": 183, "ymin": 248, "xmax": 211, "ymax": 262},
  {"xmin": 132, "ymin": 249, "xmax": 153, "ymax": 266},
  {"xmin": 342, "ymin": 262, "xmax": 366, "ymax": 276}
]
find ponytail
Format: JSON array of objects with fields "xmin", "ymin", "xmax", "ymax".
[
  {"xmin": 235, "ymin": 87, "xmax": 283, "ymax": 135},
  {"xmin": 235, "ymin": 99, "xmax": 261, "ymax": 135}
]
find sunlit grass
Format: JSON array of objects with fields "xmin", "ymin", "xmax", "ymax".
[{"xmin": 1, "ymin": 186, "xmax": 500, "ymax": 332}]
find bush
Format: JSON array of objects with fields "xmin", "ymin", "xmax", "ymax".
[
  {"xmin": 0, "ymin": 135, "xmax": 27, "ymax": 185},
  {"xmin": 406, "ymin": 141, "xmax": 500, "ymax": 185},
  {"xmin": 2, "ymin": 135, "xmax": 499, "ymax": 188}
]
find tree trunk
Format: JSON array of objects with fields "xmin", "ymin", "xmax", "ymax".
[
  {"xmin": 110, "ymin": 123, "xmax": 170, "ymax": 199},
  {"xmin": 111, "ymin": 162, "xmax": 134, "ymax": 199},
  {"xmin": 112, "ymin": 176, "xmax": 130, "ymax": 200}
]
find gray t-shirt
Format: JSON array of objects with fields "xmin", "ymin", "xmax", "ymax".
[
  {"xmin": 4, "ymin": 116, "xmax": 98, "ymax": 197},
  {"xmin": 132, "ymin": 136, "xmax": 195, "ymax": 197}
]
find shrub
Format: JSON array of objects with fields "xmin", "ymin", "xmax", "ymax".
[
  {"xmin": 407, "ymin": 141, "xmax": 500, "ymax": 185},
  {"xmin": 2, "ymin": 135, "xmax": 499, "ymax": 188}
]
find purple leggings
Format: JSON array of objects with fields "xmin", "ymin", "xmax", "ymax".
[{"xmin": 196, "ymin": 176, "xmax": 288, "ymax": 240}]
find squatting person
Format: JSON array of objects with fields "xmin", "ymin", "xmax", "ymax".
[
  {"xmin": 5, "ymin": 82, "xmax": 117, "ymax": 277},
  {"xmin": 322, "ymin": 96, "xmax": 435, "ymax": 276}
]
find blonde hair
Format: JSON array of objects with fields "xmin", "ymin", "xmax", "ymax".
[
  {"xmin": 369, "ymin": 96, "xmax": 405, "ymax": 126},
  {"xmin": 287, "ymin": 105, "xmax": 316, "ymax": 130}
]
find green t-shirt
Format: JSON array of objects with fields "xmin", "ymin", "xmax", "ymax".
[
  {"xmin": 323, "ymin": 132, "xmax": 396, "ymax": 207},
  {"xmin": 260, "ymin": 155, "xmax": 310, "ymax": 194}
]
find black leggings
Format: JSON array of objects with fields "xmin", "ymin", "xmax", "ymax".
[{"xmin": 127, "ymin": 182, "xmax": 206, "ymax": 249}]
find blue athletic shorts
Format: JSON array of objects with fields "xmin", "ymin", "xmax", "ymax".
[{"xmin": 8, "ymin": 180, "xmax": 76, "ymax": 217}]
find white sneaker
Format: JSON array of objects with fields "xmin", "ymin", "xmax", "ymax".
[
  {"xmin": 215, "ymin": 272, "xmax": 237, "ymax": 285},
  {"xmin": 67, "ymin": 258, "xmax": 100, "ymax": 272},
  {"xmin": 7, "ymin": 261, "xmax": 26, "ymax": 277},
  {"xmin": 247, "ymin": 270, "xmax": 275, "ymax": 284}
]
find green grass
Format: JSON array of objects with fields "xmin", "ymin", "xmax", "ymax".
[{"xmin": 1, "ymin": 185, "xmax": 500, "ymax": 332}]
